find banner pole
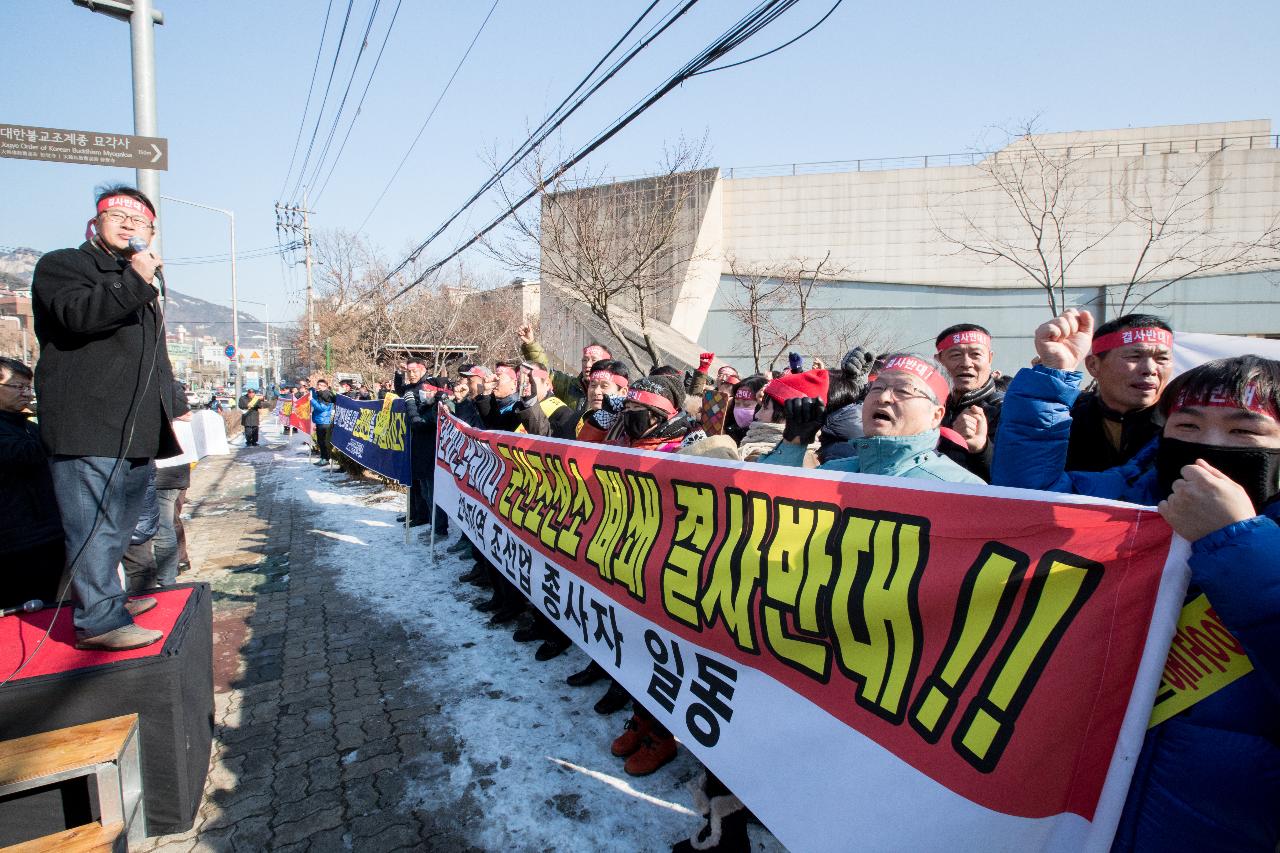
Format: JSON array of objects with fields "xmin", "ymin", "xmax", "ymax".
[{"xmin": 404, "ymin": 489, "xmax": 410, "ymax": 546}]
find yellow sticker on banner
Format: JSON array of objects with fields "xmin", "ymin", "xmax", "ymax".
[{"xmin": 1148, "ymin": 594, "xmax": 1254, "ymax": 728}]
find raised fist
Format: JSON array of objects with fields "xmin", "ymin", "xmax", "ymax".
[
  {"xmin": 952, "ymin": 405, "xmax": 988, "ymax": 453},
  {"xmin": 783, "ymin": 397, "xmax": 826, "ymax": 445},
  {"xmin": 698, "ymin": 352, "xmax": 715, "ymax": 373},
  {"xmin": 1034, "ymin": 308, "xmax": 1094, "ymax": 371},
  {"xmin": 517, "ymin": 324, "xmax": 534, "ymax": 345}
]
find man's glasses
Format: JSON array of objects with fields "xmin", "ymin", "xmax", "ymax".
[
  {"xmin": 0, "ymin": 383, "xmax": 35, "ymax": 395},
  {"xmin": 102, "ymin": 210, "xmax": 154, "ymax": 229},
  {"xmin": 866, "ymin": 380, "xmax": 933, "ymax": 402}
]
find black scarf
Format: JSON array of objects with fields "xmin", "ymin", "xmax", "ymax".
[{"xmin": 1156, "ymin": 437, "xmax": 1280, "ymax": 511}]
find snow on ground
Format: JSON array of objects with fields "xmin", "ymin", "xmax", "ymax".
[{"xmin": 262, "ymin": 434, "xmax": 787, "ymax": 852}]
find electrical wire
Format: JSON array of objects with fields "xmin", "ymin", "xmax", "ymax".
[
  {"xmin": 373, "ymin": 0, "xmax": 700, "ymax": 281},
  {"xmin": 286, "ymin": 0, "xmax": 358, "ymax": 205},
  {"xmin": 690, "ymin": 0, "xmax": 842, "ymax": 76},
  {"xmin": 311, "ymin": 0, "xmax": 405, "ymax": 204},
  {"xmin": 354, "ymin": 0, "xmax": 503, "ymax": 234},
  {"xmin": 279, "ymin": 0, "xmax": 339, "ymax": 200},
  {"xmin": 164, "ymin": 243, "xmax": 301, "ymax": 265},
  {"xmin": 384, "ymin": 0, "xmax": 808, "ymax": 301},
  {"xmin": 298, "ymin": 0, "xmax": 387, "ymax": 198}
]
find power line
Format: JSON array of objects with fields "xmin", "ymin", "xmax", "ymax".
[
  {"xmin": 355, "ymin": 0, "xmax": 502, "ymax": 233},
  {"xmin": 387, "ymin": 0, "xmax": 812, "ymax": 302},
  {"xmin": 312, "ymin": 0, "xmax": 405, "ymax": 204},
  {"xmin": 690, "ymin": 0, "xmax": 843, "ymax": 76},
  {"xmin": 287, "ymin": 0, "xmax": 358, "ymax": 205},
  {"xmin": 299, "ymin": 0, "xmax": 387, "ymax": 198},
  {"xmin": 373, "ymin": 0, "xmax": 698, "ymax": 280},
  {"xmin": 279, "ymin": 0, "xmax": 338, "ymax": 200}
]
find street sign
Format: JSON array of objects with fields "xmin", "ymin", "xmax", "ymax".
[
  {"xmin": 244, "ymin": 350, "xmax": 263, "ymax": 365},
  {"xmin": 0, "ymin": 123, "xmax": 168, "ymax": 170},
  {"xmin": 224, "ymin": 345, "xmax": 236, "ymax": 360}
]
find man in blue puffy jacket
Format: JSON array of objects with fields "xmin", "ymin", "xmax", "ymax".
[
  {"xmin": 310, "ymin": 378, "xmax": 336, "ymax": 464},
  {"xmin": 993, "ymin": 308, "xmax": 1280, "ymax": 852}
]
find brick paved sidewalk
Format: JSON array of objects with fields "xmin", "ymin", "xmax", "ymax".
[{"xmin": 137, "ymin": 437, "xmax": 475, "ymax": 853}]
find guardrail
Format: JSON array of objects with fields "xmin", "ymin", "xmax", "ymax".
[{"xmin": 722, "ymin": 133, "xmax": 1280, "ymax": 179}]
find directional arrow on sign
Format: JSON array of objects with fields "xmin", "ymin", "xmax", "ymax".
[{"xmin": 150, "ymin": 143, "xmax": 162, "ymax": 163}]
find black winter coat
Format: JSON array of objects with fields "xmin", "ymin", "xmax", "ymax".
[
  {"xmin": 1065, "ymin": 392, "xmax": 1162, "ymax": 473},
  {"xmin": 402, "ymin": 380, "xmax": 451, "ymax": 477},
  {"xmin": 239, "ymin": 392, "xmax": 268, "ymax": 427},
  {"xmin": 0, "ymin": 410, "xmax": 63, "ymax": 552},
  {"xmin": 32, "ymin": 242, "xmax": 180, "ymax": 460},
  {"xmin": 941, "ymin": 378, "xmax": 1005, "ymax": 482}
]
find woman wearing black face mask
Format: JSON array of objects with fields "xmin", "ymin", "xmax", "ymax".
[{"xmin": 993, "ymin": 309, "xmax": 1280, "ymax": 853}]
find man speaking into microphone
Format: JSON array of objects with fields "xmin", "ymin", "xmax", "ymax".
[{"xmin": 32, "ymin": 185, "xmax": 181, "ymax": 651}]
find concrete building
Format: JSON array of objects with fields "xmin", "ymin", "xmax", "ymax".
[{"xmin": 530, "ymin": 119, "xmax": 1280, "ymax": 376}]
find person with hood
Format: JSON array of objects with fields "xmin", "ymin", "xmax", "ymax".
[
  {"xmin": 723, "ymin": 375, "xmax": 768, "ymax": 446},
  {"xmin": 760, "ymin": 355, "xmax": 983, "ymax": 485},
  {"xmin": 817, "ymin": 347, "xmax": 876, "ymax": 464},
  {"xmin": 992, "ymin": 308, "xmax": 1279, "ymax": 852}
]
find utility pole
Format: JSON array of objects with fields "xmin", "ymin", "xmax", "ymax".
[
  {"xmin": 73, "ymin": 0, "xmax": 165, "ymax": 250},
  {"xmin": 274, "ymin": 195, "xmax": 316, "ymax": 375},
  {"xmin": 303, "ymin": 189, "xmax": 315, "ymax": 375}
]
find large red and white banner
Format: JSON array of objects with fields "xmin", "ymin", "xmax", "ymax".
[{"xmin": 434, "ymin": 412, "xmax": 1190, "ymax": 852}]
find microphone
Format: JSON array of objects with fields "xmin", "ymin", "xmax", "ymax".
[
  {"xmin": 127, "ymin": 236, "xmax": 149, "ymax": 254},
  {"xmin": 0, "ymin": 600, "xmax": 44, "ymax": 618}
]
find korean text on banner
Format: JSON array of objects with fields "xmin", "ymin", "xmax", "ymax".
[
  {"xmin": 331, "ymin": 394, "xmax": 412, "ymax": 485},
  {"xmin": 432, "ymin": 411, "xmax": 1188, "ymax": 853}
]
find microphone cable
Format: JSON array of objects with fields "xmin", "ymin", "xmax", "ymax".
[{"xmin": 1, "ymin": 243, "xmax": 169, "ymax": 687}]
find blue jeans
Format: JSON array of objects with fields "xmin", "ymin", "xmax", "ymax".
[
  {"xmin": 153, "ymin": 487, "xmax": 182, "ymax": 586},
  {"xmin": 49, "ymin": 455, "xmax": 152, "ymax": 639}
]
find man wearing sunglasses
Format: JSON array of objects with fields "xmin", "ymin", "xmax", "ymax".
[{"xmin": 31, "ymin": 185, "xmax": 181, "ymax": 651}]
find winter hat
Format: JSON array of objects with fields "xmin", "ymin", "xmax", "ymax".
[
  {"xmin": 764, "ymin": 369, "xmax": 829, "ymax": 406},
  {"xmin": 626, "ymin": 375, "xmax": 683, "ymax": 418},
  {"xmin": 676, "ymin": 434, "xmax": 739, "ymax": 461}
]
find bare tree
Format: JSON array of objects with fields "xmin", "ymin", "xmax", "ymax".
[
  {"xmin": 296, "ymin": 230, "xmax": 522, "ymax": 382},
  {"xmin": 932, "ymin": 123, "xmax": 1120, "ymax": 316},
  {"xmin": 934, "ymin": 122, "xmax": 1280, "ymax": 318},
  {"xmin": 485, "ymin": 137, "xmax": 712, "ymax": 372},
  {"xmin": 723, "ymin": 252, "xmax": 852, "ymax": 373},
  {"xmin": 1114, "ymin": 151, "xmax": 1280, "ymax": 313}
]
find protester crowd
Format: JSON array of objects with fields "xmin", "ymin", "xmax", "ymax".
[
  {"xmin": 297, "ymin": 314, "xmax": 1277, "ymax": 853},
  {"xmin": 9, "ymin": 183, "xmax": 1276, "ymax": 852}
]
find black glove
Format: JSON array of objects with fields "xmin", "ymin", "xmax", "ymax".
[
  {"xmin": 841, "ymin": 346, "xmax": 876, "ymax": 397},
  {"xmin": 783, "ymin": 397, "xmax": 826, "ymax": 444}
]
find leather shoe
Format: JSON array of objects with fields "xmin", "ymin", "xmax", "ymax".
[
  {"xmin": 458, "ymin": 566, "xmax": 488, "ymax": 585},
  {"xmin": 535, "ymin": 636, "xmax": 570, "ymax": 661},
  {"xmin": 124, "ymin": 597, "xmax": 157, "ymax": 618},
  {"xmin": 446, "ymin": 537, "xmax": 473, "ymax": 555},
  {"xmin": 76, "ymin": 623, "xmax": 163, "ymax": 652},
  {"xmin": 567, "ymin": 660, "xmax": 607, "ymax": 687},
  {"xmin": 512, "ymin": 622, "xmax": 541, "ymax": 643},
  {"xmin": 594, "ymin": 680, "xmax": 630, "ymax": 715},
  {"xmin": 396, "ymin": 515, "xmax": 408, "ymax": 522},
  {"xmin": 488, "ymin": 603, "xmax": 526, "ymax": 626},
  {"xmin": 475, "ymin": 596, "xmax": 502, "ymax": 613}
]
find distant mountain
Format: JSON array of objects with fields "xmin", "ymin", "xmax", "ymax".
[{"xmin": 0, "ymin": 245, "xmax": 269, "ymax": 347}]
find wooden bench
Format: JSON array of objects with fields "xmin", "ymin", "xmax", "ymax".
[{"xmin": 0, "ymin": 715, "xmax": 144, "ymax": 851}]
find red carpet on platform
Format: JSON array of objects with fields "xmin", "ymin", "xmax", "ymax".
[{"xmin": 0, "ymin": 588, "xmax": 193, "ymax": 681}]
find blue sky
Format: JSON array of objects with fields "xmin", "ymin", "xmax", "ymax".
[{"xmin": 2, "ymin": 0, "xmax": 1277, "ymax": 333}]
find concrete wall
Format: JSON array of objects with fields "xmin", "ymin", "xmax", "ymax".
[{"xmin": 698, "ymin": 269, "xmax": 1279, "ymax": 378}]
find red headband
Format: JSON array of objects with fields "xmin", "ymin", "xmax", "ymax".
[
  {"xmin": 589, "ymin": 370, "xmax": 629, "ymax": 389},
  {"xmin": 936, "ymin": 330, "xmax": 991, "ymax": 354},
  {"xmin": 495, "ymin": 365, "xmax": 517, "ymax": 380},
  {"xmin": 1171, "ymin": 383, "xmax": 1279, "ymax": 421},
  {"xmin": 97, "ymin": 195, "xmax": 155, "ymax": 221},
  {"xmin": 879, "ymin": 355, "xmax": 950, "ymax": 403},
  {"xmin": 584, "ymin": 345, "xmax": 609, "ymax": 361},
  {"xmin": 734, "ymin": 386, "xmax": 757, "ymax": 401},
  {"xmin": 625, "ymin": 388, "xmax": 677, "ymax": 417},
  {"xmin": 717, "ymin": 367, "xmax": 739, "ymax": 380},
  {"xmin": 1091, "ymin": 327, "xmax": 1172, "ymax": 355}
]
